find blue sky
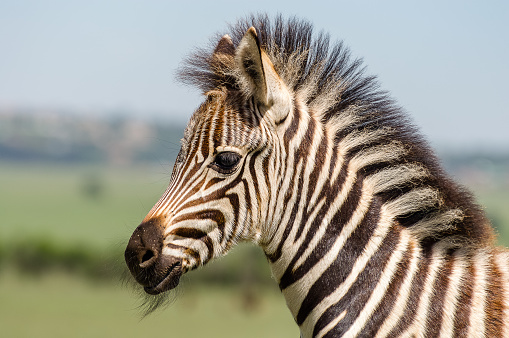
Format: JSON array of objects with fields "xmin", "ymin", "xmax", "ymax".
[{"xmin": 0, "ymin": 1, "xmax": 508, "ymax": 150}]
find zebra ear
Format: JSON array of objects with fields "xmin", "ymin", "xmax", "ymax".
[
  {"xmin": 214, "ymin": 34, "xmax": 235, "ymax": 55},
  {"xmin": 235, "ymin": 27, "xmax": 291, "ymax": 124},
  {"xmin": 211, "ymin": 34, "xmax": 235, "ymax": 73}
]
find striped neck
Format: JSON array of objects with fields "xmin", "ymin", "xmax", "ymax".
[{"xmin": 256, "ymin": 103, "xmax": 435, "ymax": 335}]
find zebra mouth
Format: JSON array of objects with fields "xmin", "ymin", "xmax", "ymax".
[{"xmin": 144, "ymin": 261, "xmax": 183, "ymax": 295}]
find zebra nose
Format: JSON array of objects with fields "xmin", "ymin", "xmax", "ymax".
[
  {"xmin": 125, "ymin": 218, "xmax": 183, "ymax": 294},
  {"xmin": 125, "ymin": 220, "xmax": 163, "ymax": 282}
]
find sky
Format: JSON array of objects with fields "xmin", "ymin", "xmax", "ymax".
[{"xmin": 0, "ymin": 0, "xmax": 508, "ymax": 150}]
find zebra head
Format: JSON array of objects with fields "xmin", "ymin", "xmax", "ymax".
[{"xmin": 125, "ymin": 27, "xmax": 292, "ymax": 295}]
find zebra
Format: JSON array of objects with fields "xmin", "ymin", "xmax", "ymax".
[{"xmin": 124, "ymin": 15, "xmax": 509, "ymax": 337}]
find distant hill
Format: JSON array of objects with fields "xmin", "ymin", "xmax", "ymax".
[{"xmin": 0, "ymin": 110, "xmax": 185, "ymax": 165}]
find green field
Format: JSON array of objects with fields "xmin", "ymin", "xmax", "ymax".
[
  {"xmin": 0, "ymin": 270, "xmax": 298, "ymax": 338},
  {"xmin": 0, "ymin": 163, "xmax": 299, "ymax": 337},
  {"xmin": 1, "ymin": 162, "xmax": 509, "ymax": 337},
  {"xmin": 0, "ymin": 163, "xmax": 166, "ymax": 245}
]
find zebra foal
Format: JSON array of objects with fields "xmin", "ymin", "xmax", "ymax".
[{"xmin": 125, "ymin": 15, "xmax": 508, "ymax": 337}]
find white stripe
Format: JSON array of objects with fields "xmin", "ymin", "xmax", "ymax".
[
  {"xmin": 402, "ymin": 244, "xmax": 444, "ymax": 337},
  {"xmin": 375, "ymin": 239, "xmax": 421, "ymax": 338},
  {"xmin": 495, "ymin": 251, "xmax": 509, "ymax": 337},
  {"xmin": 438, "ymin": 251, "xmax": 467, "ymax": 338},
  {"xmin": 152, "ymin": 162, "xmax": 207, "ymax": 218},
  {"xmin": 264, "ymin": 158, "xmax": 304, "ymax": 264},
  {"xmin": 315, "ymin": 310, "xmax": 347, "ymax": 338},
  {"xmin": 343, "ymin": 230, "xmax": 411, "ymax": 337},
  {"xmin": 467, "ymin": 250, "xmax": 488, "ymax": 337},
  {"xmin": 364, "ymin": 164, "xmax": 429, "ymax": 195},
  {"xmin": 292, "ymin": 166, "xmax": 362, "ymax": 271},
  {"xmin": 279, "ymin": 179, "xmax": 373, "ymax": 315},
  {"xmin": 306, "ymin": 129, "xmax": 334, "ymax": 212},
  {"xmin": 298, "ymin": 212, "xmax": 392, "ymax": 338}
]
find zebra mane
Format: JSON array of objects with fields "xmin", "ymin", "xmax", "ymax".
[
  {"xmin": 179, "ymin": 14, "xmax": 390, "ymax": 115},
  {"xmin": 178, "ymin": 14, "xmax": 495, "ymax": 250}
]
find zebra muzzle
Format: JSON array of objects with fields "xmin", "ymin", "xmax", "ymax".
[{"xmin": 125, "ymin": 219, "xmax": 183, "ymax": 294}]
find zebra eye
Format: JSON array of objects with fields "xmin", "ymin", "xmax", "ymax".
[{"xmin": 211, "ymin": 151, "xmax": 242, "ymax": 173}]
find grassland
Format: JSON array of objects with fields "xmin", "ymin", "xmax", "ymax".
[
  {"xmin": 0, "ymin": 163, "xmax": 299, "ymax": 337},
  {"xmin": 1, "ymin": 162, "xmax": 508, "ymax": 337},
  {"xmin": 0, "ymin": 270, "xmax": 299, "ymax": 338},
  {"xmin": 0, "ymin": 163, "xmax": 166, "ymax": 245}
]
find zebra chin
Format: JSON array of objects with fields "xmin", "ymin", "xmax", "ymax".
[
  {"xmin": 124, "ymin": 218, "xmax": 184, "ymax": 295},
  {"xmin": 142, "ymin": 257, "xmax": 183, "ymax": 295}
]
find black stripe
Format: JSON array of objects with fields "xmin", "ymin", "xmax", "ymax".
[
  {"xmin": 361, "ymin": 239, "xmax": 415, "ymax": 336},
  {"xmin": 166, "ymin": 243, "xmax": 201, "ymax": 266},
  {"xmin": 172, "ymin": 209, "xmax": 226, "ymax": 233},
  {"xmin": 279, "ymin": 177, "xmax": 366, "ymax": 290},
  {"xmin": 451, "ymin": 258, "xmax": 475, "ymax": 336},
  {"xmin": 168, "ymin": 228, "xmax": 214, "ymax": 264},
  {"xmin": 318, "ymin": 227, "xmax": 401, "ymax": 337},
  {"xmin": 294, "ymin": 193, "xmax": 380, "ymax": 325},
  {"xmin": 385, "ymin": 249, "xmax": 432, "ymax": 337},
  {"xmin": 424, "ymin": 254, "xmax": 453, "ymax": 337}
]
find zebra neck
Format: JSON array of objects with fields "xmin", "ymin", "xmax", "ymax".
[
  {"xmin": 267, "ymin": 200, "xmax": 421, "ymax": 336},
  {"xmin": 259, "ymin": 134, "xmax": 427, "ymax": 335}
]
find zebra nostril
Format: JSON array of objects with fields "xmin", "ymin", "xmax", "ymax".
[
  {"xmin": 139, "ymin": 249, "xmax": 157, "ymax": 268},
  {"xmin": 125, "ymin": 219, "xmax": 165, "ymax": 276}
]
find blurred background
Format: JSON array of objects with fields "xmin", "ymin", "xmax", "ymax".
[{"xmin": 1, "ymin": 1, "xmax": 508, "ymax": 337}]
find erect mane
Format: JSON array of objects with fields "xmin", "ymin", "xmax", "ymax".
[
  {"xmin": 179, "ymin": 14, "xmax": 392, "ymax": 119},
  {"xmin": 178, "ymin": 14, "xmax": 495, "ymax": 249}
]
